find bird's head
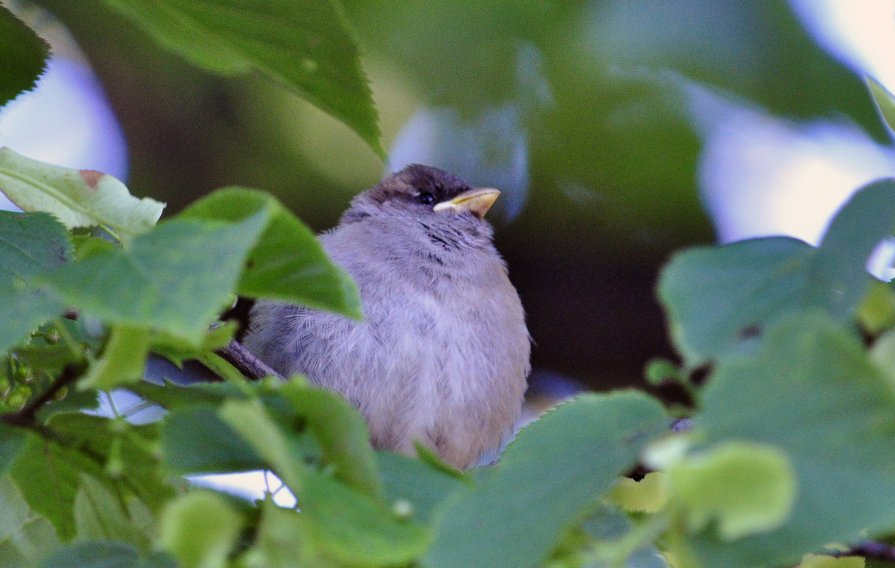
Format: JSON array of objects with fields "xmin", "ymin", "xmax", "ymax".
[{"xmin": 342, "ymin": 164, "xmax": 500, "ymax": 225}]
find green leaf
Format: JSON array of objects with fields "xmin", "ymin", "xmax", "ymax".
[
  {"xmin": 0, "ymin": 148, "xmax": 164, "ymax": 242},
  {"xmin": 299, "ymin": 470, "xmax": 431, "ymax": 566},
  {"xmin": 680, "ymin": 313, "xmax": 895, "ymax": 566},
  {"xmin": 179, "ymin": 187, "xmax": 361, "ymax": 318},
  {"xmin": 158, "ymin": 491, "xmax": 242, "ymax": 568},
  {"xmin": 0, "ymin": 475, "xmax": 60, "ymax": 568},
  {"xmin": 666, "ymin": 442, "xmax": 796, "ymax": 540},
  {"xmin": 100, "ymin": 0, "xmax": 382, "ymax": 156},
  {"xmin": 9, "ymin": 436, "xmax": 105, "ymax": 540},
  {"xmin": 240, "ymin": 500, "xmax": 312, "ymax": 568},
  {"xmin": 0, "ymin": 211, "xmax": 72, "ymax": 289},
  {"xmin": 377, "ymin": 452, "xmax": 467, "ymax": 524},
  {"xmin": 280, "ymin": 380, "xmax": 381, "ymax": 499},
  {"xmin": 0, "ymin": 288, "xmax": 65, "ymax": 355},
  {"xmin": 0, "ymin": 211, "xmax": 72, "ymax": 354},
  {"xmin": 0, "ymin": 6, "xmax": 48, "ymax": 107},
  {"xmin": 46, "ymin": 414, "xmax": 173, "ymax": 512},
  {"xmin": 80, "ymin": 324, "xmax": 151, "ymax": 391},
  {"xmin": 218, "ymin": 398, "xmax": 306, "ymax": 492},
  {"xmin": 39, "ymin": 541, "xmax": 176, "ymax": 568},
  {"xmin": 46, "ymin": 214, "xmax": 269, "ymax": 344},
  {"xmin": 162, "ymin": 407, "xmax": 265, "ymax": 474},
  {"xmin": 660, "ymin": 180, "xmax": 895, "ymax": 366},
  {"xmin": 867, "ymin": 76, "xmax": 895, "ymax": 135},
  {"xmin": 0, "ymin": 426, "xmax": 28, "ymax": 476},
  {"xmin": 73, "ymin": 474, "xmax": 150, "ymax": 549},
  {"xmin": 424, "ymin": 392, "xmax": 669, "ymax": 568}
]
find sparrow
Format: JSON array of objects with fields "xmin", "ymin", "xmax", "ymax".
[{"xmin": 244, "ymin": 164, "xmax": 530, "ymax": 469}]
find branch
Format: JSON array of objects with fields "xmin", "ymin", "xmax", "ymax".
[
  {"xmin": 0, "ymin": 362, "xmax": 84, "ymax": 428},
  {"xmin": 215, "ymin": 340, "xmax": 283, "ymax": 381},
  {"xmin": 834, "ymin": 541, "xmax": 895, "ymax": 562}
]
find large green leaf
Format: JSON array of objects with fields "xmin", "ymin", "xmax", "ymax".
[
  {"xmin": 0, "ymin": 212, "xmax": 72, "ymax": 289},
  {"xmin": 280, "ymin": 380, "xmax": 381, "ymax": 499},
  {"xmin": 0, "ymin": 6, "xmax": 48, "ymax": 107},
  {"xmin": 676, "ymin": 313, "xmax": 895, "ymax": 566},
  {"xmin": 424, "ymin": 392, "xmax": 669, "ymax": 568},
  {"xmin": 72, "ymin": 474, "xmax": 151, "ymax": 549},
  {"xmin": 299, "ymin": 470, "xmax": 431, "ymax": 566},
  {"xmin": 179, "ymin": 187, "xmax": 361, "ymax": 318},
  {"xmin": 0, "ymin": 427, "xmax": 28, "ymax": 477},
  {"xmin": 45, "ymin": 213, "xmax": 268, "ymax": 344},
  {"xmin": 100, "ymin": 0, "xmax": 382, "ymax": 156},
  {"xmin": 9, "ymin": 437, "xmax": 105, "ymax": 541},
  {"xmin": 0, "ymin": 475, "xmax": 59, "ymax": 568},
  {"xmin": 377, "ymin": 452, "xmax": 467, "ymax": 524},
  {"xmin": 660, "ymin": 179, "xmax": 895, "ymax": 366},
  {"xmin": 0, "ymin": 211, "xmax": 71, "ymax": 354},
  {"xmin": 0, "ymin": 149, "xmax": 164, "ymax": 242}
]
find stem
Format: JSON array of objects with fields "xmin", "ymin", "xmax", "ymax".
[
  {"xmin": 215, "ymin": 340, "xmax": 283, "ymax": 381},
  {"xmin": 0, "ymin": 362, "xmax": 84, "ymax": 427}
]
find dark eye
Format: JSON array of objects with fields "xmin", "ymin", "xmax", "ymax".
[{"xmin": 416, "ymin": 192, "xmax": 436, "ymax": 205}]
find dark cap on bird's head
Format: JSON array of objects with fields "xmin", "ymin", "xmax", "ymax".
[{"xmin": 342, "ymin": 164, "xmax": 500, "ymax": 224}]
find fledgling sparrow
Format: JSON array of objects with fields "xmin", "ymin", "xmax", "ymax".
[{"xmin": 244, "ymin": 165, "xmax": 530, "ymax": 469}]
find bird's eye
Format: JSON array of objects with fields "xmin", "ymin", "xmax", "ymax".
[{"xmin": 416, "ymin": 192, "xmax": 436, "ymax": 205}]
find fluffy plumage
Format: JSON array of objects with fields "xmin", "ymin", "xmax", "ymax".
[{"xmin": 244, "ymin": 165, "xmax": 530, "ymax": 469}]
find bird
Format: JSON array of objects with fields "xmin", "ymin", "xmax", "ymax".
[{"xmin": 243, "ymin": 164, "xmax": 531, "ymax": 469}]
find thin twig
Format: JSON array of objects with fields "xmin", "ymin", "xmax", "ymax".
[
  {"xmin": 0, "ymin": 363, "xmax": 84, "ymax": 427},
  {"xmin": 215, "ymin": 340, "xmax": 283, "ymax": 381}
]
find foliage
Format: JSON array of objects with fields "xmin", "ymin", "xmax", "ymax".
[{"xmin": 1, "ymin": 3, "xmax": 895, "ymax": 568}]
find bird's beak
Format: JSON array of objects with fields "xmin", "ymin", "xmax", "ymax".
[{"xmin": 433, "ymin": 188, "xmax": 500, "ymax": 219}]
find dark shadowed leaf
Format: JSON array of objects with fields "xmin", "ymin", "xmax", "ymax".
[
  {"xmin": 100, "ymin": 0, "xmax": 382, "ymax": 155},
  {"xmin": 162, "ymin": 407, "xmax": 265, "ymax": 474},
  {"xmin": 0, "ymin": 6, "xmax": 48, "ymax": 107}
]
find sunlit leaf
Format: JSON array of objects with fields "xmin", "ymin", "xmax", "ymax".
[
  {"xmin": 159, "ymin": 491, "xmax": 242, "ymax": 568},
  {"xmin": 666, "ymin": 442, "xmax": 796, "ymax": 540},
  {"xmin": 0, "ymin": 148, "xmax": 164, "ymax": 242},
  {"xmin": 100, "ymin": 0, "xmax": 382, "ymax": 155},
  {"xmin": 79, "ymin": 325, "xmax": 150, "ymax": 390}
]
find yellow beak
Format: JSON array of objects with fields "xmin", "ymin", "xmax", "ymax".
[{"xmin": 432, "ymin": 188, "xmax": 500, "ymax": 219}]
